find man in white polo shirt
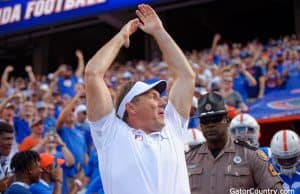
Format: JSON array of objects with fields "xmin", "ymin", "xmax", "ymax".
[{"xmin": 85, "ymin": 4, "xmax": 195, "ymax": 194}]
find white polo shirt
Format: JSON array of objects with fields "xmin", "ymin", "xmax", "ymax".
[{"xmin": 89, "ymin": 102, "xmax": 191, "ymax": 194}]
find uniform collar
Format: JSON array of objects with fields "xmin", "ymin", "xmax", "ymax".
[
  {"xmin": 224, "ymin": 138, "xmax": 236, "ymax": 153},
  {"xmin": 39, "ymin": 179, "xmax": 50, "ymax": 188},
  {"xmin": 12, "ymin": 181, "xmax": 30, "ymax": 189},
  {"xmin": 133, "ymin": 129, "xmax": 168, "ymax": 141},
  {"xmin": 197, "ymin": 138, "xmax": 236, "ymax": 154}
]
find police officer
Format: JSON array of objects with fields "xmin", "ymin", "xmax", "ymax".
[{"xmin": 186, "ymin": 92, "xmax": 282, "ymax": 194}]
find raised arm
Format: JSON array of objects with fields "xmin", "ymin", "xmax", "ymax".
[
  {"xmin": 85, "ymin": 19, "xmax": 141, "ymax": 121},
  {"xmin": 56, "ymin": 93, "xmax": 80, "ymax": 130},
  {"xmin": 209, "ymin": 33, "xmax": 221, "ymax": 61},
  {"xmin": 136, "ymin": 4, "xmax": 195, "ymax": 119},
  {"xmin": 241, "ymin": 64, "xmax": 257, "ymax": 86},
  {"xmin": 1, "ymin": 66, "xmax": 14, "ymax": 92},
  {"xmin": 75, "ymin": 50, "xmax": 85, "ymax": 78},
  {"xmin": 25, "ymin": 65, "xmax": 36, "ymax": 83}
]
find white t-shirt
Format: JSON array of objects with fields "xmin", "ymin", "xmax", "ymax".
[{"xmin": 89, "ymin": 102, "xmax": 191, "ymax": 194}]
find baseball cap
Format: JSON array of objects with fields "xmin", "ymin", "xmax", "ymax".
[
  {"xmin": 39, "ymin": 153, "xmax": 64, "ymax": 169},
  {"xmin": 31, "ymin": 117, "xmax": 43, "ymax": 127},
  {"xmin": 36, "ymin": 101, "xmax": 47, "ymax": 110},
  {"xmin": 117, "ymin": 80, "xmax": 167, "ymax": 119},
  {"xmin": 74, "ymin": 104, "xmax": 86, "ymax": 116},
  {"xmin": 5, "ymin": 103, "xmax": 15, "ymax": 109},
  {"xmin": 197, "ymin": 92, "xmax": 227, "ymax": 118}
]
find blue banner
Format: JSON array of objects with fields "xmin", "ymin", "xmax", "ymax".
[
  {"xmin": 249, "ymin": 88, "xmax": 300, "ymax": 120},
  {"xmin": 0, "ymin": 0, "xmax": 160, "ymax": 37}
]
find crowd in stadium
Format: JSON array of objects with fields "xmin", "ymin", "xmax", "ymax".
[{"xmin": 0, "ymin": 4, "xmax": 300, "ymax": 194}]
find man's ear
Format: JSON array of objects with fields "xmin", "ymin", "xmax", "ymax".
[{"xmin": 125, "ymin": 102, "xmax": 137, "ymax": 115}]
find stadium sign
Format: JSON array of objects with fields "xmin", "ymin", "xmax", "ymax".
[{"xmin": 0, "ymin": 0, "xmax": 156, "ymax": 36}]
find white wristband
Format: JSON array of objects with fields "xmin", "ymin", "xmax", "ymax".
[{"xmin": 74, "ymin": 179, "xmax": 83, "ymax": 188}]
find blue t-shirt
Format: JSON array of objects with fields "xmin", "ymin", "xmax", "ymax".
[
  {"xmin": 5, "ymin": 183, "xmax": 31, "ymax": 194},
  {"xmin": 58, "ymin": 127, "xmax": 87, "ymax": 177},
  {"xmin": 233, "ymin": 73, "xmax": 249, "ymax": 103},
  {"xmin": 188, "ymin": 116, "xmax": 199, "ymax": 129},
  {"xmin": 86, "ymin": 176, "xmax": 104, "ymax": 194},
  {"xmin": 246, "ymin": 66, "xmax": 263, "ymax": 98},
  {"xmin": 75, "ymin": 121, "xmax": 93, "ymax": 152},
  {"xmin": 30, "ymin": 180, "xmax": 54, "ymax": 194},
  {"xmin": 280, "ymin": 170, "xmax": 300, "ymax": 194},
  {"xmin": 84, "ymin": 149, "xmax": 99, "ymax": 180},
  {"xmin": 57, "ymin": 75, "xmax": 78, "ymax": 97},
  {"xmin": 13, "ymin": 116, "xmax": 31, "ymax": 144},
  {"xmin": 53, "ymin": 151, "xmax": 68, "ymax": 194},
  {"xmin": 44, "ymin": 116, "xmax": 57, "ymax": 135}
]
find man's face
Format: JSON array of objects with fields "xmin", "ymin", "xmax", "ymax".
[
  {"xmin": 221, "ymin": 74, "xmax": 233, "ymax": 90},
  {"xmin": 130, "ymin": 89, "xmax": 166, "ymax": 133},
  {"xmin": 2, "ymin": 108, "xmax": 14, "ymax": 121},
  {"xmin": 0, "ymin": 132, "xmax": 14, "ymax": 156},
  {"xmin": 28, "ymin": 161, "xmax": 42, "ymax": 183},
  {"xmin": 76, "ymin": 111, "xmax": 87, "ymax": 123},
  {"xmin": 200, "ymin": 114, "xmax": 229, "ymax": 143},
  {"xmin": 32, "ymin": 123, "xmax": 44, "ymax": 136}
]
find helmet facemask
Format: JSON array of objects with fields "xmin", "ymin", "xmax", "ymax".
[
  {"xmin": 273, "ymin": 153, "xmax": 300, "ymax": 178},
  {"xmin": 230, "ymin": 126, "xmax": 259, "ymax": 147}
]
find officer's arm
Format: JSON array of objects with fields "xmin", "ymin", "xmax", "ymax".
[{"xmin": 250, "ymin": 150, "xmax": 283, "ymax": 190}]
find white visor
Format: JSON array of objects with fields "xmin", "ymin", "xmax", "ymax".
[{"xmin": 117, "ymin": 80, "xmax": 167, "ymax": 119}]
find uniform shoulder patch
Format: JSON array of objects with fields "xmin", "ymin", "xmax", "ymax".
[
  {"xmin": 268, "ymin": 164, "xmax": 278, "ymax": 176},
  {"xmin": 234, "ymin": 139, "xmax": 257, "ymax": 151},
  {"xmin": 256, "ymin": 150, "xmax": 269, "ymax": 161}
]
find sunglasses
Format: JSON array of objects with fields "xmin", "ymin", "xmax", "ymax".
[{"xmin": 200, "ymin": 114, "xmax": 226, "ymax": 125}]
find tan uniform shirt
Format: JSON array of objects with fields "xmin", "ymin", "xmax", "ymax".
[{"xmin": 186, "ymin": 138, "xmax": 282, "ymax": 194}]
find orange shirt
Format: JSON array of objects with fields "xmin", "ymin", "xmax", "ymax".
[{"xmin": 19, "ymin": 136, "xmax": 39, "ymax": 151}]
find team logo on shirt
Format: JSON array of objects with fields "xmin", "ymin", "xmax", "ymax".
[{"xmin": 133, "ymin": 131, "xmax": 144, "ymax": 141}]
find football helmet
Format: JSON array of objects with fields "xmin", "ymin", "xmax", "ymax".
[
  {"xmin": 229, "ymin": 113, "xmax": 260, "ymax": 147},
  {"xmin": 270, "ymin": 130, "xmax": 300, "ymax": 177},
  {"xmin": 185, "ymin": 128, "xmax": 206, "ymax": 152}
]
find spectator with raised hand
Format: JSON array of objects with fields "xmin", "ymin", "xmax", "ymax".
[
  {"xmin": 1, "ymin": 66, "xmax": 14, "ymax": 97},
  {"xmin": 243, "ymin": 52, "xmax": 265, "ymax": 102},
  {"xmin": 265, "ymin": 60, "xmax": 282, "ymax": 94},
  {"xmin": 208, "ymin": 33, "xmax": 222, "ymax": 65},
  {"xmin": 55, "ymin": 88, "xmax": 88, "ymax": 192},
  {"xmin": 30, "ymin": 153, "xmax": 64, "ymax": 194},
  {"xmin": 56, "ymin": 50, "xmax": 85, "ymax": 97},
  {"xmin": 13, "ymin": 101, "xmax": 36, "ymax": 144},
  {"xmin": 24, "ymin": 65, "xmax": 37, "ymax": 96},
  {"xmin": 231, "ymin": 60, "xmax": 257, "ymax": 102},
  {"xmin": 85, "ymin": 4, "xmax": 195, "ymax": 194}
]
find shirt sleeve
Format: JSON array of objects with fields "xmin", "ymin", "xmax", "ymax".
[
  {"xmin": 250, "ymin": 150, "xmax": 282, "ymax": 189},
  {"xmin": 88, "ymin": 110, "xmax": 122, "ymax": 149},
  {"xmin": 164, "ymin": 102, "xmax": 189, "ymax": 139}
]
